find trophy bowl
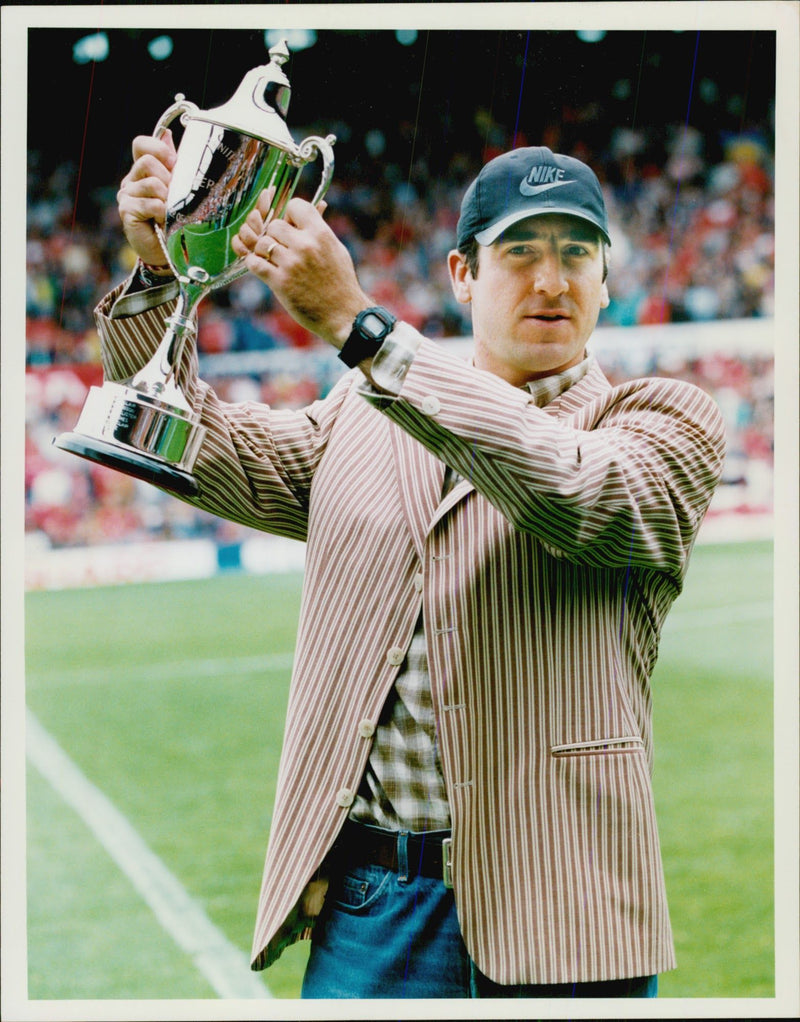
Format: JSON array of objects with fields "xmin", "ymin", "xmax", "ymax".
[{"xmin": 54, "ymin": 40, "xmax": 335, "ymax": 497}]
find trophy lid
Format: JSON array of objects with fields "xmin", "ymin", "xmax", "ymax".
[{"xmin": 189, "ymin": 40, "xmax": 298, "ymax": 150}]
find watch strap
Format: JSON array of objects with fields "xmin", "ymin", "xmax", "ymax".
[{"xmin": 339, "ymin": 306, "xmax": 397, "ymax": 368}]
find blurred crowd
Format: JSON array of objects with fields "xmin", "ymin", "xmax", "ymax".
[{"xmin": 25, "ymin": 114, "xmax": 775, "ymax": 549}]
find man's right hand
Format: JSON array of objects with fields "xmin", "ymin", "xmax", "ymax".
[{"xmin": 117, "ymin": 129, "xmax": 177, "ymax": 267}]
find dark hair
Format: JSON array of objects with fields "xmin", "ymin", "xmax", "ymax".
[
  {"xmin": 458, "ymin": 233, "xmax": 609, "ymax": 282},
  {"xmin": 459, "ymin": 237, "xmax": 481, "ymax": 279}
]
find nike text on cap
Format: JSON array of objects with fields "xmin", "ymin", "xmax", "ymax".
[{"xmin": 456, "ymin": 146, "xmax": 611, "ymax": 249}]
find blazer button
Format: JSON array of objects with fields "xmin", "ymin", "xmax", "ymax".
[
  {"xmin": 336, "ymin": 787, "xmax": 355, "ymax": 808},
  {"xmin": 358, "ymin": 719, "xmax": 375, "ymax": 739},
  {"xmin": 386, "ymin": 646, "xmax": 404, "ymax": 666},
  {"xmin": 421, "ymin": 395, "xmax": 441, "ymax": 416}
]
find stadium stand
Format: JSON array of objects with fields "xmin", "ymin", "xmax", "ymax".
[{"xmin": 24, "ymin": 40, "xmax": 775, "ymax": 562}]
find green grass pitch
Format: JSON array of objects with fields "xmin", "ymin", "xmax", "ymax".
[{"xmin": 24, "ymin": 540, "xmax": 774, "ymax": 1000}]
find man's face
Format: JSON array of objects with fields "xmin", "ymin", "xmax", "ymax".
[{"xmin": 448, "ymin": 213, "xmax": 610, "ymax": 386}]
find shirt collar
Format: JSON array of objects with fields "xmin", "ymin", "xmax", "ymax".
[{"xmin": 523, "ymin": 352, "xmax": 594, "ymax": 407}]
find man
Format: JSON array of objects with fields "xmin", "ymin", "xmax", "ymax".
[{"xmin": 103, "ymin": 141, "xmax": 725, "ymax": 998}]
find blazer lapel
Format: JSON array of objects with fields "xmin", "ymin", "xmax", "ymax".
[
  {"xmin": 389, "ymin": 419, "xmax": 446, "ymax": 557},
  {"xmin": 430, "ymin": 474, "xmax": 474, "ymax": 532}
]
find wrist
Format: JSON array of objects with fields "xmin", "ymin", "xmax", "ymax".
[
  {"xmin": 338, "ymin": 305, "xmax": 397, "ymax": 369},
  {"xmin": 137, "ymin": 259, "xmax": 174, "ymax": 289},
  {"xmin": 328, "ymin": 294, "xmax": 374, "ymax": 349},
  {"xmin": 141, "ymin": 259, "xmax": 172, "ymax": 275}
]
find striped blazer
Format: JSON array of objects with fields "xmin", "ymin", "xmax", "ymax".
[{"xmin": 96, "ymin": 286, "xmax": 726, "ymax": 985}]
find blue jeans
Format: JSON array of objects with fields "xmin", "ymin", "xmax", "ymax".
[{"xmin": 301, "ymin": 833, "xmax": 658, "ymax": 999}]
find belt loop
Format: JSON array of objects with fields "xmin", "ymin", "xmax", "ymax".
[
  {"xmin": 442, "ymin": 837, "xmax": 453, "ymax": 889},
  {"xmin": 397, "ymin": 831, "xmax": 409, "ymax": 884}
]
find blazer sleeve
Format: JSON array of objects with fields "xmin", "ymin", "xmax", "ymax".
[
  {"xmin": 94, "ymin": 281, "xmax": 354, "ymax": 540},
  {"xmin": 361, "ymin": 336, "xmax": 727, "ymax": 582}
]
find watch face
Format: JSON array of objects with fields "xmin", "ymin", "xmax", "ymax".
[
  {"xmin": 339, "ymin": 306, "xmax": 395, "ymax": 368},
  {"xmin": 361, "ymin": 312, "xmax": 387, "ymax": 338}
]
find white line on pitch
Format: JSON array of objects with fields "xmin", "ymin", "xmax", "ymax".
[
  {"xmin": 26, "ymin": 709, "xmax": 272, "ymax": 1000},
  {"xmin": 28, "ymin": 651, "xmax": 295, "ymax": 688}
]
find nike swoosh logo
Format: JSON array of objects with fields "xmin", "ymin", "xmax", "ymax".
[{"xmin": 519, "ymin": 179, "xmax": 573, "ymax": 197}]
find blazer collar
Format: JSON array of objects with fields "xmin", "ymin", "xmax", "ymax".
[
  {"xmin": 523, "ymin": 352, "xmax": 594, "ymax": 407},
  {"xmin": 544, "ymin": 359, "xmax": 611, "ymax": 419},
  {"xmin": 389, "ymin": 355, "xmax": 612, "ymax": 549}
]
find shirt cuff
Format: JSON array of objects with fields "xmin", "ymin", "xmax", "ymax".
[
  {"xmin": 366, "ymin": 320, "xmax": 422, "ymax": 396},
  {"xmin": 108, "ymin": 263, "xmax": 180, "ymax": 320}
]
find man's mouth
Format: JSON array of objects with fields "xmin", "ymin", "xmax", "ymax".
[{"xmin": 529, "ymin": 311, "xmax": 569, "ymax": 322}]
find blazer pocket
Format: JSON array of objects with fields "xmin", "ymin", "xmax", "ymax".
[{"xmin": 551, "ymin": 735, "xmax": 644, "ymax": 757}]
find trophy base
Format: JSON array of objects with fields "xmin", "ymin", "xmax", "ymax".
[
  {"xmin": 52, "ymin": 380, "xmax": 206, "ymax": 497},
  {"xmin": 53, "ymin": 432, "xmax": 200, "ymax": 497}
]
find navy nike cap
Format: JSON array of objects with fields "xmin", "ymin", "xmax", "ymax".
[{"xmin": 456, "ymin": 146, "xmax": 611, "ymax": 249}]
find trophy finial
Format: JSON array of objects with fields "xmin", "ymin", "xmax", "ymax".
[
  {"xmin": 194, "ymin": 42, "xmax": 295, "ymax": 141},
  {"xmin": 269, "ymin": 39, "xmax": 290, "ymax": 67}
]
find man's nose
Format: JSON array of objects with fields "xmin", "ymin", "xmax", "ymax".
[{"xmin": 532, "ymin": 253, "xmax": 568, "ymax": 296}]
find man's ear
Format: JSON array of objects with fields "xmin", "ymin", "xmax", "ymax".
[{"xmin": 447, "ymin": 249, "xmax": 473, "ymax": 305}]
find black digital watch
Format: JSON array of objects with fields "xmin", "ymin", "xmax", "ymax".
[{"xmin": 338, "ymin": 306, "xmax": 397, "ymax": 368}]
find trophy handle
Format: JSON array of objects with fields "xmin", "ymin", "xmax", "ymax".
[
  {"xmin": 153, "ymin": 93, "xmax": 200, "ymax": 139},
  {"xmin": 127, "ymin": 95, "xmax": 204, "ymax": 396},
  {"xmin": 295, "ymin": 133, "xmax": 337, "ymax": 206}
]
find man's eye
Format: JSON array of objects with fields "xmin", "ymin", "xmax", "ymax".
[{"xmin": 564, "ymin": 245, "xmax": 589, "ymax": 258}]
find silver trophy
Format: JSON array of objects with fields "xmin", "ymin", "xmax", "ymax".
[{"xmin": 54, "ymin": 40, "xmax": 335, "ymax": 496}]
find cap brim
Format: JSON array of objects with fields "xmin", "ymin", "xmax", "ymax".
[{"xmin": 474, "ymin": 207, "xmax": 611, "ymax": 247}]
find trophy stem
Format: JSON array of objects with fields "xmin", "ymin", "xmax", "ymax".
[{"xmin": 128, "ymin": 289, "xmax": 199, "ymax": 410}]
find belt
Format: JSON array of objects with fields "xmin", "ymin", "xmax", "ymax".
[{"xmin": 334, "ymin": 820, "xmax": 453, "ymax": 886}]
